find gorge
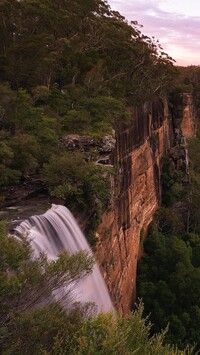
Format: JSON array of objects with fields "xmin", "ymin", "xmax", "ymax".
[
  {"xmin": 0, "ymin": 92, "xmax": 198, "ymax": 353},
  {"xmin": 95, "ymin": 93, "xmax": 196, "ymax": 313},
  {"xmin": 1, "ymin": 0, "xmax": 200, "ymax": 351},
  {"xmin": 7, "ymin": 93, "xmax": 197, "ymax": 315}
]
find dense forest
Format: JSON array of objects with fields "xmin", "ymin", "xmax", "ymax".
[
  {"xmin": 136, "ymin": 62, "xmax": 200, "ymax": 349},
  {"xmin": 137, "ymin": 115, "xmax": 200, "ymax": 349},
  {"xmin": 1, "ymin": 0, "xmax": 200, "ymax": 353},
  {"xmin": 0, "ymin": 0, "xmax": 175, "ymax": 195}
]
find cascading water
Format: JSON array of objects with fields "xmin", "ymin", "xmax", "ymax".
[{"xmin": 14, "ymin": 204, "xmax": 113, "ymax": 312}]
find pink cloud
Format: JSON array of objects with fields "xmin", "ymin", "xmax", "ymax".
[{"xmin": 108, "ymin": 0, "xmax": 200, "ymax": 65}]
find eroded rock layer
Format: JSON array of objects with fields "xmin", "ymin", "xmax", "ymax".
[
  {"xmin": 96, "ymin": 94, "xmax": 196, "ymax": 314},
  {"xmin": 173, "ymin": 93, "xmax": 196, "ymax": 137}
]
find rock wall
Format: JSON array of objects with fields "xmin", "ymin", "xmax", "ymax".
[
  {"xmin": 95, "ymin": 94, "xmax": 196, "ymax": 314},
  {"xmin": 172, "ymin": 93, "xmax": 196, "ymax": 138}
]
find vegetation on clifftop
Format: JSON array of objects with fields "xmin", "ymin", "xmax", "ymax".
[
  {"xmin": 169, "ymin": 66, "xmax": 200, "ymax": 114},
  {"xmin": 0, "ymin": 0, "xmax": 175, "ymax": 192},
  {"xmin": 0, "ymin": 0, "xmax": 178, "ymax": 245},
  {"xmin": 1, "ymin": 0, "xmax": 200, "ymax": 352}
]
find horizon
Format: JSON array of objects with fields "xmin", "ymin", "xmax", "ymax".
[{"xmin": 108, "ymin": 0, "xmax": 200, "ymax": 67}]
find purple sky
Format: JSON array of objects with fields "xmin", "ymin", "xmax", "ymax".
[{"xmin": 108, "ymin": 0, "xmax": 200, "ymax": 66}]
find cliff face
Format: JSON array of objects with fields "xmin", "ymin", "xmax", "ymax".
[
  {"xmin": 96, "ymin": 94, "xmax": 196, "ymax": 314},
  {"xmin": 173, "ymin": 93, "xmax": 196, "ymax": 137}
]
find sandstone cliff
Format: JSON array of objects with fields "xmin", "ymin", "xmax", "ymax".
[
  {"xmin": 96, "ymin": 93, "xmax": 196, "ymax": 314},
  {"xmin": 172, "ymin": 93, "xmax": 196, "ymax": 137}
]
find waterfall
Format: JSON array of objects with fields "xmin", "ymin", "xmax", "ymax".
[{"xmin": 14, "ymin": 204, "xmax": 114, "ymax": 312}]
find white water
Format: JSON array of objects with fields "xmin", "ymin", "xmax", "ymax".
[{"xmin": 14, "ymin": 204, "xmax": 113, "ymax": 312}]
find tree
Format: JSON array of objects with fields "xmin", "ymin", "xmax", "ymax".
[
  {"xmin": 0, "ymin": 0, "xmax": 175, "ymax": 100},
  {"xmin": 0, "ymin": 141, "xmax": 21, "ymax": 187},
  {"xmin": 8, "ymin": 134, "xmax": 40, "ymax": 176},
  {"xmin": 44, "ymin": 151, "xmax": 110, "ymax": 205},
  {"xmin": 137, "ymin": 220, "xmax": 200, "ymax": 350},
  {"xmin": 0, "ymin": 223, "xmax": 193, "ymax": 354},
  {"xmin": 0, "ymin": 0, "xmax": 177, "ymax": 197},
  {"xmin": 0, "ymin": 221, "xmax": 93, "ymax": 352}
]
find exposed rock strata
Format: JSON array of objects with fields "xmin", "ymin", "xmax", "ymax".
[
  {"xmin": 172, "ymin": 93, "xmax": 196, "ymax": 137},
  {"xmin": 96, "ymin": 94, "xmax": 196, "ymax": 314},
  {"xmin": 2, "ymin": 94, "xmax": 195, "ymax": 314}
]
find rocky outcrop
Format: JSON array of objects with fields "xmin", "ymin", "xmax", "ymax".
[
  {"xmin": 169, "ymin": 128, "xmax": 189, "ymax": 182},
  {"xmin": 60, "ymin": 134, "xmax": 115, "ymax": 166},
  {"xmin": 2, "ymin": 93, "xmax": 195, "ymax": 315},
  {"xmin": 95, "ymin": 95, "xmax": 196, "ymax": 314},
  {"xmin": 60, "ymin": 135, "xmax": 98, "ymax": 151},
  {"xmin": 172, "ymin": 93, "xmax": 196, "ymax": 138}
]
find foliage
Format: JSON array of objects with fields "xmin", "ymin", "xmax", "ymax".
[
  {"xmin": 62, "ymin": 96, "xmax": 129, "ymax": 136},
  {"xmin": 0, "ymin": 222, "xmax": 190, "ymax": 354},
  {"xmin": 2, "ymin": 221, "xmax": 194, "ymax": 353},
  {"xmin": 0, "ymin": 141, "xmax": 21, "ymax": 186},
  {"xmin": 0, "ymin": 221, "xmax": 94, "ymax": 352},
  {"xmin": 63, "ymin": 302, "xmax": 190, "ymax": 355},
  {"xmin": 2, "ymin": 299, "xmax": 189, "ymax": 355},
  {"xmin": 161, "ymin": 156, "xmax": 186, "ymax": 207},
  {"xmin": 44, "ymin": 151, "xmax": 111, "ymax": 203},
  {"xmin": 137, "ymin": 134, "xmax": 200, "ymax": 350},
  {"xmin": 0, "ymin": 1, "xmax": 198, "ymax": 352},
  {"xmin": 171, "ymin": 66, "xmax": 200, "ymax": 111},
  {"xmin": 43, "ymin": 151, "xmax": 111, "ymax": 244},
  {"xmin": 137, "ymin": 220, "xmax": 200, "ymax": 350},
  {"xmin": 186, "ymin": 137, "xmax": 200, "ymax": 234},
  {"xmin": 0, "ymin": 0, "xmax": 176, "ymax": 199},
  {"xmin": 154, "ymin": 207, "xmax": 183, "ymax": 236},
  {"xmin": 9, "ymin": 134, "xmax": 40, "ymax": 175},
  {"xmin": 0, "ymin": 165, "xmax": 20, "ymax": 187},
  {"xmin": 138, "ymin": 106, "xmax": 200, "ymax": 349},
  {"xmin": 0, "ymin": 0, "xmax": 175, "ymax": 97}
]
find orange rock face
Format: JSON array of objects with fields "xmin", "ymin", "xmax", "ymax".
[
  {"xmin": 95, "ymin": 99, "xmax": 174, "ymax": 313},
  {"xmin": 173, "ymin": 93, "xmax": 196, "ymax": 138},
  {"xmin": 180, "ymin": 93, "xmax": 196, "ymax": 138},
  {"xmin": 95, "ymin": 95, "xmax": 196, "ymax": 313}
]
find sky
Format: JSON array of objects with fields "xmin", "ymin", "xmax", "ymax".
[{"xmin": 108, "ymin": 0, "xmax": 200, "ymax": 66}]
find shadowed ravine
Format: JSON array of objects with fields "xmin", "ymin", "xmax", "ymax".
[{"xmin": 14, "ymin": 204, "xmax": 114, "ymax": 312}]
